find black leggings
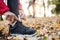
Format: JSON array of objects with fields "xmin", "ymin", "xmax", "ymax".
[{"xmin": 7, "ymin": 0, "xmax": 19, "ymax": 17}]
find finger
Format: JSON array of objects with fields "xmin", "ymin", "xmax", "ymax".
[
  {"xmin": 11, "ymin": 15, "xmax": 16, "ymax": 23},
  {"xmin": 6, "ymin": 15, "xmax": 11, "ymax": 21},
  {"xmin": 13, "ymin": 15, "xmax": 19, "ymax": 21}
]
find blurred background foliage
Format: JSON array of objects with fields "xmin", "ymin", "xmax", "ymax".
[{"xmin": 49, "ymin": 0, "xmax": 60, "ymax": 15}]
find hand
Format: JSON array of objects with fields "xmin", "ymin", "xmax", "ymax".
[{"xmin": 4, "ymin": 11, "xmax": 18, "ymax": 25}]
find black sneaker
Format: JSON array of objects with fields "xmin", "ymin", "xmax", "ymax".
[{"xmin": 9, "ymin": 21, "xmax": 36, "ymax": 35}]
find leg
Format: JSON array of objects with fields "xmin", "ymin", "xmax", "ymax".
[
  {"xmin": 7, "ymin": 0, "xmax": 19, "ymax": 17},
  {"xmin": 7, "ymin": 0, "xmax": 36, "ymax": 35}
]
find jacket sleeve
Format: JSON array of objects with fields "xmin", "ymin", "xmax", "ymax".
[{"xmin": 0, "ymin": 0, "xmax": 9, "ymax": 15}]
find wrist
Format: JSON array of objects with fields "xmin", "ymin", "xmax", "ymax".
[{"xmin": 3, "ymin": 11, "xmax": 10, "ymax": 16}]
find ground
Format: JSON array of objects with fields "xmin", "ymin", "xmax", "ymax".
[{"xmin": 0, "ymin": 16, "xmax": 60, "ymax": 40}]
